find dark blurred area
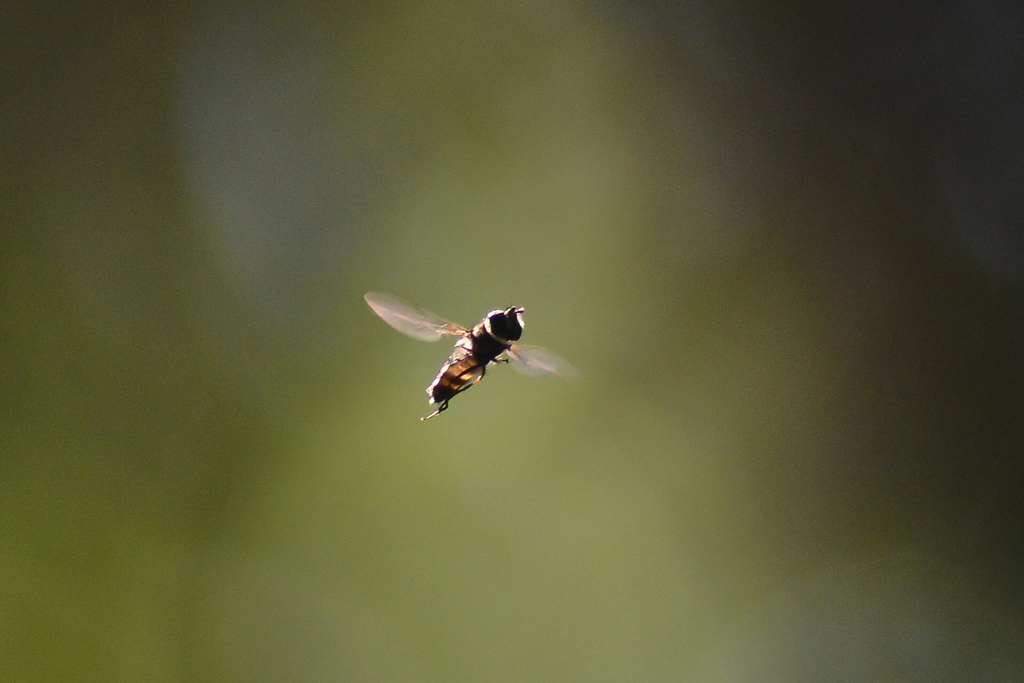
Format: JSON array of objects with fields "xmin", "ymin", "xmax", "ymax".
[{"xmin": 2, "ymin": 1, "xmax": 1023, "ymax": 681}]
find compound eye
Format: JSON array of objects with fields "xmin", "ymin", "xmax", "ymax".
[{"xmin": 485, "ymin": 309, "xmax": 523, "ymax": 342}]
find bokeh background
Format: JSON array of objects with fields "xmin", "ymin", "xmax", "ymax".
[{"xmin": 3, "ymin": 1, "xmax": 1024, "ymax": 681}]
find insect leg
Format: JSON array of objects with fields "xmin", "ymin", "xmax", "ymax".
[{"xmin": 421, "ymin": 401, "xmax": 449, "ymax": 421}]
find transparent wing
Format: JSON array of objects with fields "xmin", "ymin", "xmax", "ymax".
[
  {"xmin": 364, "ymin": 292, "xmax": 468, "ymax": 342},
  {"xmin": 507, "ymin": 344, "xmax": 578, "ymax": 377}
]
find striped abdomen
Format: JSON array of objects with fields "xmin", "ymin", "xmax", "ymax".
[{"xmin": 427, "ymin": 353, "xmax": 485, "ymax": 405}]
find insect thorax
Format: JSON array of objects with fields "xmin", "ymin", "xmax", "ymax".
[{"xmin": 470, "ymin": 325, "xmax": 511, "ymax": 364}]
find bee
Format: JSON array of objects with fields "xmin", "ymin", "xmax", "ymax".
[{"xmin": 365, "ymin": 291, "xmax": 575, "ymax": 420}]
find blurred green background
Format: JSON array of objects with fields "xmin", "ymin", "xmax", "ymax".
[{"xmin": 3, "ymin": 1, "xmax": 1024, "ymax": 681}]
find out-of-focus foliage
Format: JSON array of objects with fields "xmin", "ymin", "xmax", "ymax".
[{"xmin": 3, "ymin": 1, "xmax": 1023, "ymax": 681}]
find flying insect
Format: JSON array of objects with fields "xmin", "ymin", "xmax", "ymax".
[{"xmin": 364, "ymin": 291, "xmax": 574, "ymax": 420}]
